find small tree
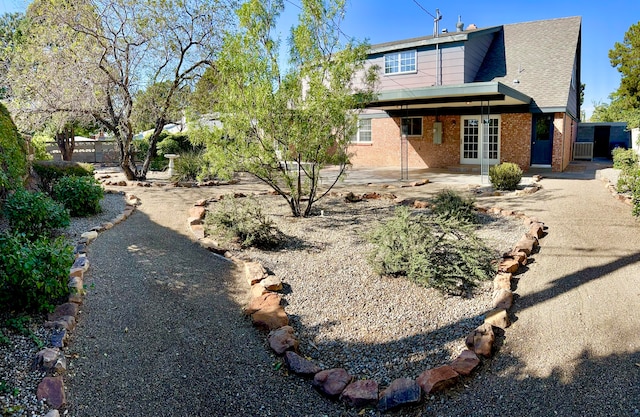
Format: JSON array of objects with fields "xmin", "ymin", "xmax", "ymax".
[
  {"xmin": 198, "ymin": 0, "xmax": 377, "ymax": 217},
  {"xmin": 607, "ymin": 21, "xmax": 640, "ymax": 128}
]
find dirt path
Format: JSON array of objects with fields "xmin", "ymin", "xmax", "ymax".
[{"xmin": 427, "ymin": 175, "xmax": 640, "ymax": 416}]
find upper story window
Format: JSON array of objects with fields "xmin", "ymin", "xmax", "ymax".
[
  {"xmin": 351, "ymin": 118, "xmax": 372, "ymax": 143},
  {"xmin": 384, "ymin": 50, "xmax": 417, "ymax": 75}
]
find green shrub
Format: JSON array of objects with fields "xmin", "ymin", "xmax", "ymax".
[
  {"xmin": 612, "ymin": 147, "xmax": 638, "ymax": 170},
  {"xmin": 52, "ymin": 176, "xmax": 104, "ymax": 217},
  {"xmin": 0, "ymin": 103, "xmax": 27, "ymax": 195},
  {"xmin": 2, "ymin": 189, "xmax": 70, "ymax": 239},
  {"xmin": 171, "ymin": 151, "xmax": 212, "ymax": 182},
  {"xmin": 489, "ymin": 162, "xmax": 523, "ymax": 191},
  {"xmin": 367, "ymin": 206, "xmax": 495, "ymax": 295},
  {"xmin": 204, "ymin": 196, "xmax": 283, "ymax": 249},
  {"xmin": 0, "ymin": 232, "xmax": 74, "ymax": 312},
  {"xmin": 32, "ymin": 160, "xmax": 94, "ymax": 193},
  {"xmin": 30, "ymin": 133, "xmax": 54, "ymax": 161},
  {"xmin": 431, "ymin": 189, "xmax": 477, "ymax": 223}
]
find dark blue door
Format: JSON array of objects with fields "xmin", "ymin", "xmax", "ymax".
[{"xmin": 531, "ymin": 114, "xmax": 553, "ymax": 165}]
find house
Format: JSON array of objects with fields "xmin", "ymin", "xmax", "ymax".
[
  {"xmin": 349, "ymin": 16, "xmax": 582, "ymax": 172},
  {"xmin": 576, "ymin": 122, "xmax": 630, "ymax": 160}
]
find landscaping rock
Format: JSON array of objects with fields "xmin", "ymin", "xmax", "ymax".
[
  {"xmin": 244, "ymin": 261, "xmax": 268, "ymax": 285},
  {"xmin": 44, "ymin": 410, "xmax": 60, "ymax": 417},
  {"xmin": 529, "ymin": 223, "xmax": 545, "ymax": 238},
  {"xmin": 362, "ymin": 192, "xmax": 381, "ymax": 200},
  {"xmin": 268, "ymin": 326, "xmax": 298, "ymax": 355},
  {"xmin": 344, "ymin": 192, "xmax": 362, "ymax": 203},
  {"xmin": 284, "ymin": 351, "xmax": 322, "ymax": 376},
  {"xmin": 244, "ymin": 292, "xmax": 281, "ymax": 315},
  {"xmin": 251, "ymin": 305, "xmax": 289, "ymax": 331},
  {"xmin": 492, "ymin": 289, "xmax": 514, "ymax": 310},
  {"xmin": 377, "ymin": 378, "xmax": 421, "ymax": 412},
  {"xmin": 416, "ymin": 365, "xmax": 459, "ymax": 394},
  {"xmin": 493, "ymin": 272, "xmax": 512, "ymax": 291},
  {"xmin": 189, "ymin": 224, "xmax": 205, "ymax": 239},
  {"xmin": 498, "ymin": 258, "xmax": 520, "ymax": 274},
  {"xmin": 188, "ymin": 206, "xmax": 206, "ymax": 220},
  {"xmin": 49, "ymin": 329, "xmax": 67, "ymax": 348},
  {"xmin": 80, "ymin": 230, "xmax": 98, "ymax": 242},
  {"xmin": 340, "ymin": 379, "xmax": 379, "ymax": 408},
  {"xmin": 313, "ymin": 368, "xmax": 352, "ymax": 397},
  {"xmin": 450, "ymin": 349, "xmax": 480, "ymax": 376},
  {"xmin": 485, "ymin": 308, "xmax": 510, "ymax": 329},
  {"xmin": 250, "ymin": 283, "xmax": 269, "ymax": 298},
  {"xmin": 48, "ymin": 303, "xmax": 79, "ymax": 321},
  {"xmin": 413, "ymin": 200, "xmax": 430, "ymax": 209},
  {"xmin": 465, "ymin": 323, "xmax": 495, "ymax": 357},
  {"xmin": 36, "ymin": 376, "xmax": 66, "ymax": 408},
  {"xmin": 34, "ymin": 348, "xmax": 67, "ymax": 374},
  {"xmin": 513, "ymin": 235, "xmax": 538, "ymax": 256},
  {"xmin": 260, "ymin": 275, "xmax": 283, "ymax": 291},
  {"xmin": 71, "ymin": 256, "xmax": 90, "ymax": 272}
]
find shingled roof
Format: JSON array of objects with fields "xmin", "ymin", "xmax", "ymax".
[{"xmin": 475, "ymin": 16, "xmax": 582, "ymax": 115}]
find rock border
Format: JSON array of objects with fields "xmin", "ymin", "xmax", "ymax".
[
  {"xmin": 33, "ymin": 190, "xmax": 139, "ymax": 417},
  {"xmin": 189, "ymin": 184, "xmax": 548, "ymax": 413}
]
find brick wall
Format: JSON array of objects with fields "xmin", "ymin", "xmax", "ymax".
[
  {"xmin": 500, "ymin": 113, "xmax": 532, "ymax": 171},
  {"xmin": 349, "ymin": 112, "xmax": 538, "ymax": 171}
]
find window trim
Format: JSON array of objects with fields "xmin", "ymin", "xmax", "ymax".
[
  {"xmin": 401, "ymin": 116, "xmax": 423, "ymax": 137},
  {"xmin": 384, "ymin": 50, "xmax": 417, "ymax": 75},
  {"xmin": 351, "ymin": 118, "xmax": 372, "ymax": 144}
]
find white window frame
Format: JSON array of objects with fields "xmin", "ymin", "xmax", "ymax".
[
  {"xmin": 351, "ymin": 118, "xmax": 372, "ymax": 143},
  {"xmin": 401, "ymin": 117, "xmax": 422, "ymax": 136},
  {"xmin": 384, "ymin": 50, "xmax": 417, "ymax": 75},
  {"xmin": 460, "ymin": 115, "xmax": 500, "ymax": 164}
]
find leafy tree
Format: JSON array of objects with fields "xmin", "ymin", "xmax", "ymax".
[
  {"xmin": 0, "ymin": 12, "xmax": 24, "ymax": 99},
  {"xmin": 606, "ymin": 21, "xmax": 640, "ymax": 128},
  {"xmin": 7, "ymin": 0, "xmax": 236, "ymax": 180},
  {"xmin": 188, "ymin": 65, "xmax": 221, "ymax": 117},
  {"xmin": 131, "ymin": 81, "xmax": 189, "ymax": 134},
  {"xmin": 198, "ymin": 0, "xmax": 377, "ymax": 217}
]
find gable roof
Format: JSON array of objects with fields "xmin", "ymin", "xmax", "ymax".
[{"xmin": 475, "ymin": 16, "xmax": 582, "ymax": 113}]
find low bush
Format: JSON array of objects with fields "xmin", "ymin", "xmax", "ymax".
[
  {"xmin": 204, "ymin": 196, "xmax": 283, "ymax": 249},
  {"xmin": 52, "ymin": 176, "xmax": 104, "ymax": 217},
  {"xmin": 30, "ymin": 133, "xmax": 54, "ymax": 161},
  {"xmin": 171, "ymin": 151, "xmax": 212, "ymax": 182},
  {"xmin": 367, "ymin": 206, "xmax": 495, "ymax": 295},
  {"xmin": 612, "ymin": 147, "xmax": 638, "ymax": 170},
  {"xmin": 2, "ymin": 189, "xmax": 69, "ymax": 239},
  {"xmin": 0, "ymin": 232, "xmax": 73, "ymax": 312},
  {"xmin": 489, "ymin": 162, "xmax": 523, "ymax": 191},
  {"xmin": 430, "ymin": 189, "xmax": 477, "ymax": 223},
  {"xmin": 32, "ymin": 160, "xmax": 94, "ymax": 193}
]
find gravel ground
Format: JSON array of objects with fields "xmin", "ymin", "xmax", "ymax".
[
  {"xmin": 0, "ymin": 192, "xmax": 126, "ymax": 417},
  {"xmin": 234, "ymin": 194, "xmax": 527, "ymax": 387}
]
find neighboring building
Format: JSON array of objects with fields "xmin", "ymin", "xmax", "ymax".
[{"xmin": 349, "ymin": 16, "xmax": 582, "ymax": 172}]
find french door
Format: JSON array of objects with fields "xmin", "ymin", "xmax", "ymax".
[{"xmin": 460, "ymin": 115, "xmax": 500, "ymax": 165}]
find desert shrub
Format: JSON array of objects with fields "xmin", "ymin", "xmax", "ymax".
[
  {"xmin": 0, "ymin": 103, "xmax": 27, "ymax": 196},
  {"xmin": 431, "ymin": 189, "xmax": 477, "ymax": 223},
  {"xmin": 489, "ymin": 162, "xmax": 523, "ymax": 191},
  {"xmin": 367, "ymin": 206, "xmax": 495, "ymax": 295},
  {"xmin": 2, "ymin": 189, "xmax": 69, "ymax": 239},
  {"xmin": 204, "ymin": 196, "xmax": 283, "ymax": 249},
  {"xmin": 52, "ymin": 176, "xmax": 104, "ymax": 217},
  {"xmin": 0, "ymin": 232, "xmax": 73, "ymax": 312},
  {"xmin": 32, "ymin": 160, "xmax": 94, "ymax": 193},
  {"xmin": 612, "ymin": 147, "xmax": 638, "ymax": 170}
]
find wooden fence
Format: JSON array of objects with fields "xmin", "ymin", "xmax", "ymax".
[{"xmin": 45, "ymin": 140, "xmax": 120, "ymax": 164}]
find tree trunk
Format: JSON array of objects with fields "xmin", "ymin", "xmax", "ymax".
[{"xmin": 55, "ymin": 126, "xmax": 75, "ymax": 161}]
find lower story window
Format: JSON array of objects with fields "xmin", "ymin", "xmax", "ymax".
[
  {"xmin": 351, "ymin": 118, "xmax": 372, "ymax": 143},
  {"xmin": 401, "ymin": 117, "xmax": 422, "ymax": 136}
]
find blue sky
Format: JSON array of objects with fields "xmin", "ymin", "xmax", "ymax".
[{"xmin": 2, "ymin": 0, "xmax": 639, "ymax": 119}]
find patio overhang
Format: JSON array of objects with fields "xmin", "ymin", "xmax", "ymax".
[{"xmin": 366, "ymin": 82, "xmax": 532, "ymax": 111}]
